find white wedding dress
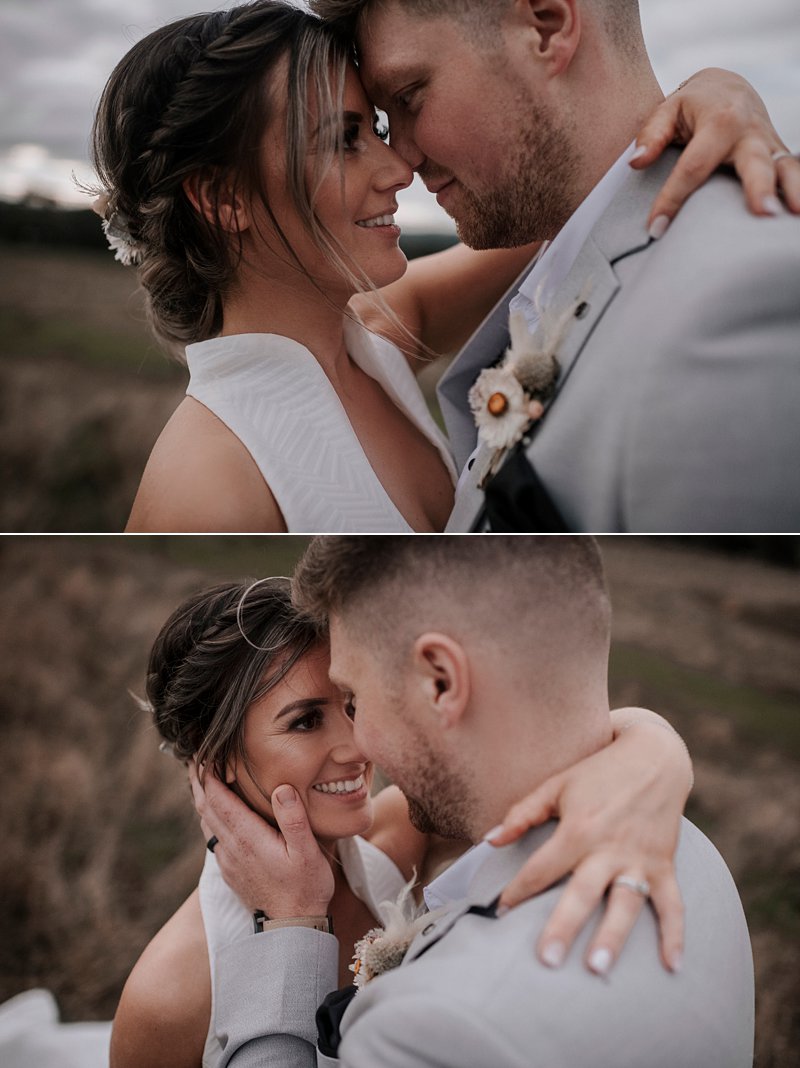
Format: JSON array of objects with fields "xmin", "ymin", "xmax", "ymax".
[
  {"xmin": 0, "ymin": 988, "xmax": 112, "ymax": 1068},
  {"xmin": 0, "ymin": 836, "xmax": 406, "ymax": 1068},
  {"xmin": 184, "ymin": 318, "xmax": 457, "ymax": 533}
]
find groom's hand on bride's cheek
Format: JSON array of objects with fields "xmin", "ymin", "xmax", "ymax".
[{"xmin": 189, "ymin": 763, "xmax": 334, "ymax": 917}]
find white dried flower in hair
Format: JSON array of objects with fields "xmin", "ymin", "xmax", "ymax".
[{"xmin": 102, "ymin": 213, "xmax": 143, "ymax": 266}]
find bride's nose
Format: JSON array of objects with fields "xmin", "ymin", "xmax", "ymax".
[{"xmin": 372, "ymin": 139, "xmax": 413, "ymax": 193}]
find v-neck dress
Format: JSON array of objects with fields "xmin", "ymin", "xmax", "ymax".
[{"xmin": 184, "ymin": 319, "xmax": 457, "ymax": 532}]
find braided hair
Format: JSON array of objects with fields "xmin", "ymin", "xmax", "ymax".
[
  {"xmin": 92, "ymin": 2, "xmax": 353, "ymax": 354},
  {"xmin": 147, "ymin": 578, "xmax": 322, "ymax": 784}
]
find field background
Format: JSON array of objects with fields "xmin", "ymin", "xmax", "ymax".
[
  {"xmin": 0, "ymin": 234, "xmax": 450, "ymax": 533},
  {"xmin": 0, "ymin": 535, "xmax": 798, "ymax": 1065}
]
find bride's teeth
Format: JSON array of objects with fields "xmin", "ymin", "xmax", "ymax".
[
  {"xmin": 357, "ymin": 214, "xmax": 395, "ymax": 228},
  {"xmin": 313, "ymin": 774, "xmax": 365, "ymax": 794}
]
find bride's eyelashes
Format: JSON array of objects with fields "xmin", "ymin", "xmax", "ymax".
[
  {"xmin": 288, "ymin": 706, "xmax": 325, "ymax": 732},
  {"xmin": 339, "ymin": 112, "xmax": 390, "ymax": 154}
]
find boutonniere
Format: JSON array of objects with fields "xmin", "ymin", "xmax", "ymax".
[
  {"xmin": 350, "ymin": 879, "xmax": 442, "ymax": 991},
  {"xmin": 468, "ymin": 288, "xmax": 590, "ymax": 483}
]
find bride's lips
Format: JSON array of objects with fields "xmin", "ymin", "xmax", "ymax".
[
  {"xmin": 311, "ymin": 771, "xmax": 370, "ymax": 803},
  {"xmin": 355, "ymin": 207, "xmax": 401, "ymax": 238}
]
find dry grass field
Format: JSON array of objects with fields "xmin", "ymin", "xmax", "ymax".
[
  {"xmin": 0, "ymin": 242, "xmax": 447, "ymax": 532},
  {"xmin": 0, "ymin": 536, "xmax": 797, "ymax": 1065}
]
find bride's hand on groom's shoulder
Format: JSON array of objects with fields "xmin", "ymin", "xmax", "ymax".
[
  {"xmin": 189, "ymin": 763, "xmax": 335, "ymax": 918},
  {"xmin": 631, "ymin": 67, "xmax": 800, "ymax": 232},
  {"xmin": 486, "ymin": 709, "xmax": 692, "ymax": 978}
]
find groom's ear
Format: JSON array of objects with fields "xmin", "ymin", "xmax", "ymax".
[
  {"xmin": 411, "ymin": 633, "xmax": 470, "ymax": 730},
  {"xmin": 513, "ymin": 0, "xmax": 580, "ymax": 75}
]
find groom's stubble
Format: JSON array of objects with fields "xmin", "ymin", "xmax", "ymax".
[
  {"xmin": 437, "ymin": 81, "xmax": 582, "ymax": 248},
  {"xmin": 396, "ymin": 720, "xmax": 474, "ymax": 841}
]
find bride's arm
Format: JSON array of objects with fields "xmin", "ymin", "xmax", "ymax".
[
  {"xmin": 110, "ymin": 891, "xmax": 211, "ymax": 1068},
  {"xmin": 351, "ymin": 242, "xmax": 541, "ymax": 369},
  {"xmin": 635, "ymin": 68, "xmax": 800, "ymax": 231},
  {"xmin": 488, "ymin": 706, "xmax": 692, "ymax": 975},
  {"xmin": 353, "ymin": 68, "xmax": 798, "ymax": 365}
]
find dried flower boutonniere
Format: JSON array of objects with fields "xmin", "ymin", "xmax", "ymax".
[
  {"xmin": 468, "ymin": 287, "xmax": 590, "ymax": 482},
  {"xmin": 350, "ymin": 878, "xmax": 444, "ymax": 991}
]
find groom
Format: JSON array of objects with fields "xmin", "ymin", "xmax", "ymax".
[
  {"xmin": 209, "ymin": 537, "xmax": 753, "ymax": 1067},
  {"xmin": 316, "ymin": 0, "xmax": 800, "ymax": 532}
]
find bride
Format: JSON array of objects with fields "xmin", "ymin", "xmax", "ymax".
[{"xmin": 91, "ymin": 1, "xmax": 794, "ymax": 532}]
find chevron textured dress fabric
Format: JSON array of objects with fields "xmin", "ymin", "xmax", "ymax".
[{"xmin": 185, "ymin": 320, "xmax": 457, "ymax": 532}]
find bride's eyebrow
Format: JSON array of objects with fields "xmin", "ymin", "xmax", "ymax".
[{"xmin": 275, "ymin": 697, "xmax": 331, "ymax": 720}]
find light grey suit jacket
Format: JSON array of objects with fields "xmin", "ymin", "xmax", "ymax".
[
  {"xmin": 441, "ymin": 150, "xmax": 800, "ymax": 532},
  {"xmin": 214, "ymin": 818, "xmax": 754, "ymax": 1067}
]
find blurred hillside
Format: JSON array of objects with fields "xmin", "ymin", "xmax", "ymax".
[
  {"xmin": 0, "ymin": 536, "xmax": 797, "ymax": 1066},
  {"xmin": 0, "ymin": 214, "xmax": 456, "ymax": 532}
]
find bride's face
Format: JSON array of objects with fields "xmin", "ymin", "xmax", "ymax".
[
  {"xmin": 253, "ymin": 63, "xmax": 413, "ymax": 295},
  {"xmin": 229, "ymin": 643, "xmax": 375, "ymax": 845}
]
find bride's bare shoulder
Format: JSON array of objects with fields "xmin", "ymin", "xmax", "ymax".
[
  {"xmin": 110, "ymin": 889, "xmax": 210, "ymax": 1068},
  {"xmin": 125, "ymin": 397, "xmax": 285, "ymax": 532}
]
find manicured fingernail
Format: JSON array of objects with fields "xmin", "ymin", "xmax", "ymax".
[
  {"xmin": 540, "ymin": 940, "xmax": 566, "ymax": 968},
  {"xmin": 670, "ymin": 950, "xmax": 683, "ymax": 974},
  {"xmin": 275, "ymin": 785, "xmax": 296, "ymax": 806},
  {"xmin": 588, "ymin": 947, "xmax": 613, "ymax": 976},
  {"xmin": 630, "ymin": 144, "xmax": 648, "ymax": 162},
  {"xmin": 483, "ymin": 824, "xmax": 504, "ymax": 843},
  {"xmin": 761, "ymin": 194, "xmax": 782, "ymax": 216},
  {"xmin": 648, "ymin": 214, "xmax": 671, "ymax": 240},
  {"xmin": 495, "ymin": 903, "xmax": 510, "ymax": 918}
]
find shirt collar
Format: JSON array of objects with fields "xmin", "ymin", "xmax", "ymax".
[
  {"xmin": 511, "ymin": 141, "xmax": 639, "ymax": 325},
  {"xmin": 422, "ymin": 841, "xmax": 494, "ymax": 911}
]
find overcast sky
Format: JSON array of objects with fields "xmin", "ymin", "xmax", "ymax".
[{"xmin": 0, "ymin": 0, "xmax": 798, "ymax": 228}]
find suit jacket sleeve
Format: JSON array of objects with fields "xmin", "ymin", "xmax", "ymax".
[{"xmin": 214, "ymin": 927, "xmax": 338, "ymax": 1068}]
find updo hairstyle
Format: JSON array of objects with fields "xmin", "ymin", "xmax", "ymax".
[
  {"xmin": 147, "ymin": 577, "xmax": 322, "ymax": 784},
  {"xmin": 91, "ymin": 1, "xmax": 353, "ymax": 353}
]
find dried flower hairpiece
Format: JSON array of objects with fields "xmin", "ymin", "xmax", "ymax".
[{"xmin": 92, "ymin": 190, "xmax": 144, "ymax": 266}]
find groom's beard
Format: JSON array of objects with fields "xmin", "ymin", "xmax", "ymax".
[
  {"xmin": 397, "ymin": 730, "xmax": 473, "ymax": 841},
  {"xmin": 442, "ymin": 100, "xmax": 579, "ymax": 249}
]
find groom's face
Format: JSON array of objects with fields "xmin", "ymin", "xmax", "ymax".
[
  {"xmin": 327, "ymin": 612, "xmax": 473, "ymax": 839},
  {"xmin": 357, "ymin": 1, "xmax": 577, "ymax": 246}
]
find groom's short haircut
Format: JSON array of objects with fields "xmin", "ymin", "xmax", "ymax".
[
  {"xmin": 311, "ymin": 0, "xmax": 644, "ymax": 55},
  {"xmin": 292, "ymin": 535, "xmax": 610, "ymax": 670},
  {"xmin": 310, "ymin": 0, "xmax": 509, "ymax": 41}
]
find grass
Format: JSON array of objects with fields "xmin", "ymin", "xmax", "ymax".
[
  {"xmin": 0, "ymin": 307, "xmax": 180, "ymax": 381},
  {"xmin": 609, "ymin": 643, "xmax": 800, "ymax": 761}
]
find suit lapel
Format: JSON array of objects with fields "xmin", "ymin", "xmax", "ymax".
[
  {"xmin": 401, "ymin": 825, "xmax": 559, "ymax": 965},
  {"xmin": 438, "ymin": 254, "xmax": 544, "ymax": 471}
]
